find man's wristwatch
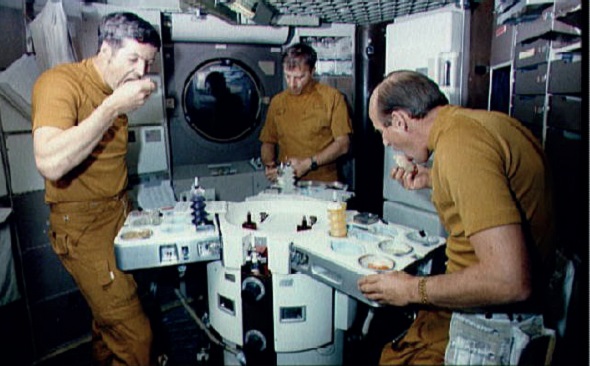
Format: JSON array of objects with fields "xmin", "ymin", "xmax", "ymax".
[{"xmin": 310, "ymin": 156, "xmax": 319, "ymax": 171}]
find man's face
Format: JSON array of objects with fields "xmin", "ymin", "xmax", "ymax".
[
  {"xmin": 283, "ymin": 63, "xmax": 314, "ymax": 95},
  {"xmin": 369, "ymin": 96, "xmax": 428, "ymax": 164},
  {"xmin": 369, "ymin": 95, "xmax": 399, "ymax": 148},
  {"xmin": 103, "ymin": 38, "xmax": 158, "ymax": 90}
]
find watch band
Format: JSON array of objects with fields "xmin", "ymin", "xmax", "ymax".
[{"xmin": 310, "ymin": 156, "xmax": 318, "ymax": 171}]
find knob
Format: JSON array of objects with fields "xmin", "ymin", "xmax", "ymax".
[
  {"xmin": 244, "ymin": 329, "xmax": 267, "ymax": 352},
  {"xmin": 241, "ymin": 277, "xmax": 265, "ymax": 302}
]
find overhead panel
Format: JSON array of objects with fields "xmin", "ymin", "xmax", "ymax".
[
  {"xmin": 267, "ymin": 0, "xmax": 455, "ymax": 25},
  {"xmin": 181, "ymin": 0, "xmax": 456, "ymax": 26}
]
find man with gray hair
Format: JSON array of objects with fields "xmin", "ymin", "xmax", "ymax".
[
  {"xmin": 32, "ymin": 12, "xmax": 161, "ymax": 364},
  {"xmin": 358, "ymin": 70, "xmax": 555, "ymax": 365}
]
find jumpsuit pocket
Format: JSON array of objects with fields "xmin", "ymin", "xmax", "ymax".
[
  {"xmin": 95, "ymin": 259, "xmax": 115, "ymax": 287},
  {"xmin": 49, "ymin": 231, "xmax": 69, "ymax": 255},
  {"xmin": 49, "ymin": 208, "xmax": 104, "ymax": 249}
]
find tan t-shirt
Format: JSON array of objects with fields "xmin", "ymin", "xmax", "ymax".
[
  {"xmin": 428, "ymin": 106, "xmax": 554, "ymax": 276},
  {"xmin": 259, "ymin": 80, "xmax": 352, "ymax": 182},
  {"xmin": 32, "ymin": 58, "xmax": 128, "ymax": 203}
]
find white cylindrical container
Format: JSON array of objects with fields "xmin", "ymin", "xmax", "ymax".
[{"xmin": 327, "ymin": 201, "xmax": 347, "ymax": 238}]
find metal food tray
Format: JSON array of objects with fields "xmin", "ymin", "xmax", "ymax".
[
  {"xmin": 114, "ymin": 204, "xmax": 222, "ymax": 271},
  {"xmin": 290, "ymin": 222, "xmax": 446, "ymax": 307}
]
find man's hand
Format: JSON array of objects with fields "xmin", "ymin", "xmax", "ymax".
[
  {"xmin": 391, "ymin": 163, "xmax": 431, "ymax": 190},
  {"xmin": 288, "ymin": 157, "xmax": 312, "ymax": 178},
  {"xmin": 358, "ymin": 271, "xmax": 417, "ymax": 306},
  {"xmin": 105, "ymin": 78, "xmax": 156, "ymax": 115},
  {"xmin": 264, "ymin": 164, "xmax": 279, "ymax": 182}
]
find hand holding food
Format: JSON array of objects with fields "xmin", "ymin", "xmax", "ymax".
[
  {"xmin": 394, "ymin": 154, "xmax": 416, "ymax": 172},
  {"xmin": 390, "ymin": 153, "xmax": 431, "ymax": 190},
  {"xmin": 106, "ymin": 78, "xmax": 156, "ymax": 115}
]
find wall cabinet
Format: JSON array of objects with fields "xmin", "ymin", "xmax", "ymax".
[
  {"xmin": 490, "ymin": 2, "xmax": 584, "ymax": 363},
  {"xmin": 490, "ymin": 0, "xmax": 583, "ymax": 245}
]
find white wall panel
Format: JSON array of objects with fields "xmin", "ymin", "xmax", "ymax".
[
  {"xmin": 0, "ymin": 99, "xmax": 31, "ymax": 132},
  {"xmin": 127, "ymin": 126, "xmax": 169, "ymax": 175},
  {"xmin": 5, "ymin": 133, "xmax": 45, "ymax": 193},
  {"xmin": 0, "ymin": 145, "xmax": 7, "ymax": 197},
  {"xmin": 383, "ymin": 201, "xmax": 447, "ymax": 238}
]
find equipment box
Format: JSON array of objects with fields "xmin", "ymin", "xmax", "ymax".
[
  {"xmin": 514, "ymin": 38, "xmax": 550, "ymax": 68},
  {"xmin": 515, "ymin": 7, "xmax": 580, "ymax": 43},
  {"xmin": 512, "ymin": 94, "xmax": 545, "ymax": 126},
  {"xmin": 547, "ymin": 95, "xmax": 581, "ymax": 132},
  {"xmin": 491, "ymin": 22, "xmax": 515, "ymax": 66},
  {"xmin": 549, "ymin": 59, "xmax": 581, "ymax": 94},
  {"xmin": 514, "ymin": 63, "xmax": 548, "ymax": 95}
]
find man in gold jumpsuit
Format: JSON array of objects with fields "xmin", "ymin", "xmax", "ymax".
[
  {"xmin": 32, "ymin": 12, "xmax": 161, "ymax": 365},
  {"xmin": 260, "ymin": 42, "xmax": 353, "ymax": 183}
]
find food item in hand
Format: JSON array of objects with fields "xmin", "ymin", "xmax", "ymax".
[{"xmin": 394, "ymin": 154, "xmax": 416, "ymax": 171}]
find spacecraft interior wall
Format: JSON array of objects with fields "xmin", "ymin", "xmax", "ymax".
[{"xmin": 165, "ymin": 42, "xmax": 284, "ymax": 167}]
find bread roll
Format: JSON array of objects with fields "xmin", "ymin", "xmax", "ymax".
[{"xmin": 394, "ymin": 154, "xmax": 415, "ymax": 171}]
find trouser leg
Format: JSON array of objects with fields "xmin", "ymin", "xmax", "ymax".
[
  {"xmin": 49, "ymin": 199, "xmax": 153, "ymax": 365},
  {"xmin": 379, "ymin": 310, "xmax": 451, "ymax": 365},
  {"xmin": 92, "ymin": 320, "xmax": 113, "ymax": 365}
]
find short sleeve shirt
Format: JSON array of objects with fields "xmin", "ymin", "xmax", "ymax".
[
  {"xmin": 32, "ymin": 58, "xmax": 128, "ymax": 203},
  {"xmin": 428, "ymin": 106, "xmax": 553, "ymax": 274},
  {"xmin": 259, "ymin": 80, "xmax": 352, "ymax": 181}
]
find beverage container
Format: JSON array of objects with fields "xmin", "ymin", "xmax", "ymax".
[{"xmin": 327, "ymin": 201, "xmax": 347, "ymax": 237}]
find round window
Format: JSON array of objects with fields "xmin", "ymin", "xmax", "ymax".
[{"xmin": 183, "ymin": 58, "xmax": 262, "ymax": 142}]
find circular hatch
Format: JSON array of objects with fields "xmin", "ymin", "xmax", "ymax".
[{"xmin": 183, "ymin": 58, "xmax": 262, "ymax": 142}]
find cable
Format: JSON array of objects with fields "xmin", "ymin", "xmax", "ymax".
[{"xmin": 173, "ymin": 288, "xmax": 246, "ymax": 364}]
